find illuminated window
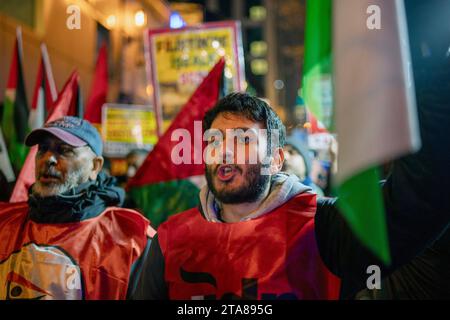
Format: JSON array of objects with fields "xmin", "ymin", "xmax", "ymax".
[
  {"xmin": 250, "ymin": 41, "xmax": 267, "ymax": 57},
  {"xmin": 249, "ymin": 6, "xmax": 266, "ymax": 21},
  {"xmin": 251, "ymin": 59, "xmax": 268, "ymax": 75}
]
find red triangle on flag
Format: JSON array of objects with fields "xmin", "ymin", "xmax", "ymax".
[
  {"xmin": 85, "ymin": 43, "xmax": 108, "ymax": 124},
  {"xmin": 60, "ymin": 71, "xmax": 83, "ymax": 117},
  {"xmin": 31, "ymin": 44, "xmax": 58, "ymax": 111},
  {"xmin": 127, "ymin": 58, "xmax": 225, "ymax": 188},
  {"xmin": 6, "ymin": 41, "xmax": 19, "ymax": 90}
]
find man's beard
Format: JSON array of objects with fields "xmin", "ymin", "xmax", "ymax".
[
  {"xmin": 205, "ymin": 163, "xmax": 271, "ymax": 204},
  {"xmin": 32, "ymin": 167, "xmax": 90, "ymax": 198}
]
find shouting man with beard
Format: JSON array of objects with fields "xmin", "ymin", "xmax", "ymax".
[
  {"xmin": 0, "ymin": 116, "xmax": 154, "ymax": 299},
  {"xmin": 132, "ymin": 92, "xmax": 341, "ymax": 300},
  {"xmin": 132, "ymin": 92, "xmax": 450, "ymax": 300}
]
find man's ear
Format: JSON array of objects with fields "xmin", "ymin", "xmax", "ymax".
[
  {"xmin": 89, "ymin": 156, "xmax": 104, "ymax": 180},
  {"xmin": 269, "ymin": 147, "xmax": 284, "ymax": 175}
]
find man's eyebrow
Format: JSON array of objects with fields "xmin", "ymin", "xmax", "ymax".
[
  {"xmin": 233, "ymin": 127, "xmax": 254, "ymax": 131},
  {"xmin": 54, "ymin": 142, "xmax": 77, "ymax": 149},
  {"xmin": 39, "ymin": 141, "xmax": 77, "ymax": 149},
  {"xmin": 220, "ymin": 127, "xmax": 256, "ymax": 132},
  {"xmin": 207, "ymin": 128, "xmax": 224, "ymax": 135},
  {"xmin": 228, "ymin": 127, "xmax": 259, "ymax": 134},
  {"xmin": 208, "ymin": 127, "xmax": 257, "ymax": 136}
]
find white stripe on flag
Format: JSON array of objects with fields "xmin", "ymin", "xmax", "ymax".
[
  {"xmin": 41, "ymin": 43, "xmax": 58, "ymax": 102},
  {"xmin": 29, "ymin": 87, "xmax": 45, "ymax": 130},
  {"xmin": 333, "ymin": 0, "xmax": 420, "ymax": 183},
  {"xmin": 0, "ymin": 126, "xmax": 15, "ymax": 182}
]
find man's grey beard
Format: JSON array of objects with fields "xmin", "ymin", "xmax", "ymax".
[{"xmin": 32, "ymin": 167, "xmax": 91, "ymax": 198}]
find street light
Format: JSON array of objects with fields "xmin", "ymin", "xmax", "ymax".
[
  {"xmin": 169, "ymin": 11, "xmax": 186, "ymax": 29},
  {"xmin": 134, "ymin": 10, "xmax": 145, "ymax": 27},
  {"xmin": 106, "ymin": 15, "xmax": 117, "ymax": 29}
]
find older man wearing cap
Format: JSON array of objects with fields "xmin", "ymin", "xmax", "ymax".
[{"xmin": 0, "ymin": 116, "xmax": 154, "ymax": 300}]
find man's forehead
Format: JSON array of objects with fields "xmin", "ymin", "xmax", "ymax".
[
  {"xmin": 39, "ymin": 134, "xmax": 85, "ymax": 150},
  {"xmin": 39, "ymin": 133, "xmax": 70, "ymax": 146},
  {"xmin": 210, "ymin": 112, "xmax": 264, "ymax": 130}
]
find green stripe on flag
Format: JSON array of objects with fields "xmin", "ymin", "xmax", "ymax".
[
  {"xmin": 3, "ymin": 96, "xmax": 28, "ymax": 170},
  {"xmin": 335, "ymin": 167, "xmax": 390, "ymax": 264},
  {"xmin": 129, "ymin": 179, "xmax": 200, "ymax": 228},
  {"xmin": 303, "ymin": 0, "xmax": 333, "ymax": 129}
]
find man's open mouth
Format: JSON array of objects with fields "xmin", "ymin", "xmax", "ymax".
[
  {"xmin": 39, "ymin": 173, "xmax": 61, "ymax": 183},
  {"xmin": 216, "ymin": 165, "xmax": 239, "ymax": 182}
]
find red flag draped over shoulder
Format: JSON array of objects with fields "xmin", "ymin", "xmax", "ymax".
[
  {"xmin": 9, "ymin": 71, "xmax": 81, "ymax": 203},
  {"xmin": 127, "ymin": 58, "xmax": 225, "ymax": 227}
]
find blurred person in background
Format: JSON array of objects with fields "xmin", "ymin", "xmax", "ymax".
[
  {"xmin": 126, "ymin": 148, "xmax": 149, "ymax": 180},
  {"xmin": 282, "ymin": 136, "xmax": 324, "ymax": 196}
]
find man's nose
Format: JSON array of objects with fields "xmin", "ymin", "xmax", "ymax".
[
  {"xmin": 221, "ymin": 137, "xmax": 236, "ymax": 164},
  {"xmin": 213, "ymin": 145, "xmax": 232, "ymax": 164},
  {"xmin": 41, "ymin": 151, "xmax": 58, "ymax": 165}
]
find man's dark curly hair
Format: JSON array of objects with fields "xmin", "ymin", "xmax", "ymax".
[{"xmin": 203, "ymin": 92, "xmax": 286, "ymax": 155}]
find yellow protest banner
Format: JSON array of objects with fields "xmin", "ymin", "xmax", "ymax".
[
  {"xmin": 145, "ymin": 21, "xmax": 245, "ymax": 134},
  {"xmin": 102, "ymin": 104, "xmax": 157, "ymax": 157}
]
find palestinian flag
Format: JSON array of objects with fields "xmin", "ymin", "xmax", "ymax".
[
  {"xmin": 2, "ymin": 27, "xmax": 29, "ymax": 172},
  {"xmin": 303, "ymin": 0, "xmax": 420, "ymax": 263},
  {"xmin": 10, "ymin": 71, "xmax": 81, "ymax": 202},
  {"xmin": 29, "ymin": 43, "xmax": 58, "ymax": 130},
  {"xmin": 127, "ymin": 58, "xmax": 225, "ymax": 228}
]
